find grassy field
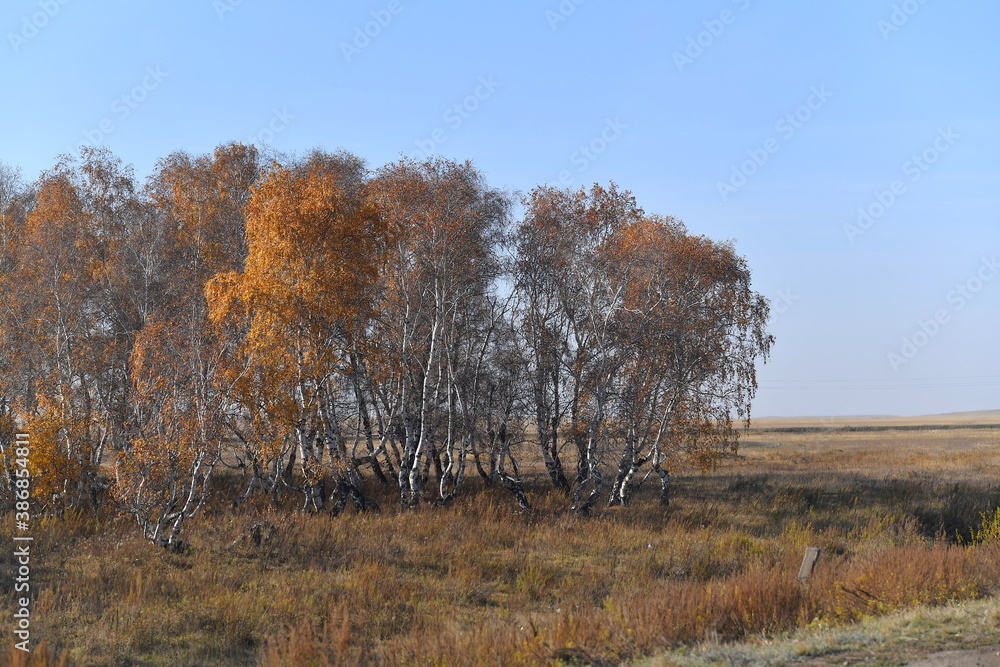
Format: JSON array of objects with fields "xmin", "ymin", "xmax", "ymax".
[
  {"xmin": 4, "ymin": 416, "xmax": 1000, "ymax": 666},
  {"xmin": 642, "ymin": 593, "xmax": 1000, "ymax": 666}
]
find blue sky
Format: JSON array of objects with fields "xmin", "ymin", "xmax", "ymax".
[{"xmin": 3, "ymin": 0, "xmax": 998, "ymax": 416}]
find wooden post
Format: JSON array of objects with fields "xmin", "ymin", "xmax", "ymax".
[{"xmin": 798, "ymin": 547, "xmax": 820, "ymax": 583}]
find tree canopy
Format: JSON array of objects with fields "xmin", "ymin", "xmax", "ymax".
[{"xmin": 0, "ymin": 145, "xmax": 772, "ymax": 547}]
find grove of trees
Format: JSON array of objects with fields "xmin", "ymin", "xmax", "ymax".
[{"xmin": 0, "ymin": 144, "xmax": 773, "ymax": 548}]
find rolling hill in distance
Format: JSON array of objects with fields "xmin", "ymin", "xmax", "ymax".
[{"xmin": 750, "ymin": 409, "xmax": 1000, "ymax": 430}]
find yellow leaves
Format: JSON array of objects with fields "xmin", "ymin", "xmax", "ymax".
[
  {"xmin": 1, "ymin": 143, "xmax": 773, "ymax": 522},
  {"xmin": 235, "ymin": 157, "xmax": 384, "ymax": 331},
  {"xmin": 203, "ymin": 151, "xmax": 387, "ymax": 454},
  {"xmin": 205, "ymin": 270, "xmax": 245, "ymax": 325},
  {"xmin": 21, "ymin": 400, "xmax": 96, "ymax": 510},
  {"xmin": 110, "ymin": 432, "xmax": 206, "ymax": 523}
]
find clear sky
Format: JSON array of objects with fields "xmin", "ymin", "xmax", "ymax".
[{"xmin": 3, "ymin": 0, "xmax": 998, "ymax": 417}]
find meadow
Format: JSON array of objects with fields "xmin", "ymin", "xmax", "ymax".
[{"xmin": 4, "ymin": 415, "xmax": 1000, "ymax": 666}]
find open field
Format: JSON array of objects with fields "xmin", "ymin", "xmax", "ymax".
[
  {"xmin": 4, "ymin": 417, "xmax": 1000, "ymax": 666},
  {"xmin": 752, "ymin": 409, "xmax": 1000, "ymax": 429},
  {"xmin": 643, "ymin": 593, "xmax": 1000, "ymax": 666}
]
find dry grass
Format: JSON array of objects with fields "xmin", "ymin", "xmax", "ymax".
[
  {"xmin": 643, "ymin": 584, "xmax": 1000, "ymax": 666},
  {"xmin": 3, "ymin": 422, "xmax": 1000, "ymax": 666}
]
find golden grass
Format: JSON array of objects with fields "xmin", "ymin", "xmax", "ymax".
[
  {"xmin": 643, "ymin": 583, "xmax": 1000, "ymax": 666},
  {"xmin": 3, "ymin": 422, "xmax": 1000, "ymax": 665}
]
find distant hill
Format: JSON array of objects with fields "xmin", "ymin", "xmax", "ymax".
[
  {"xmin": 926, "ymin": 408, "xmax": 1000, "ymax": 421},
  {"xmin": 751, "ymin": 409, "xmax": 1000, "ymax": 430}
]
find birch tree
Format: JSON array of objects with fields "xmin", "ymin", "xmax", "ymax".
[
  {"xmin": 0, "ymin": 163, "xmax": 33, "ymax": 507},
  {"xmin": 514, "ymin": 186, "xmax": 772, "ymax": 511},
  {"xmin": 111, "ymin": 144, "xmax": 263, "ymax": 545},
  {"xmin": 512, "ymin": 183, "xmax": 644, "ymax": 511},
  {"xmin": 207, "ymin": 150, "xmax": 385, "ymax": 513},
  {"xmin": 597, "ymin": 216, "xmax": 773, "ymax": 506},
  {"xmin": 145, "ymin": 143, "xmax": 267, "ymax": 502},
  {"xmin": 367, "ymin": 157, "xmax": 512, "ymax": 506},
  {"xmin": 9, "ymin": 150, "xmax": 144, "ymax": 511}
]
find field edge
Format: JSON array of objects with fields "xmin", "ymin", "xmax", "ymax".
[{"xmin": 641, "ymin": 593, "xmax": 1000, "ymax": 666}]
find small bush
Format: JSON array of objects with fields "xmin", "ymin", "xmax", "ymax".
[{"xmin": 972, "ymin": 507, "xmax": 1000, "ymax": 544}]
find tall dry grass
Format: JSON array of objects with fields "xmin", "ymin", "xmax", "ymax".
[{"xmin": 2, "ymin": 425, "xmax": 999, "ymax": 665}]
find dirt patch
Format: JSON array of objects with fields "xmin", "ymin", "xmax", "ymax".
[{"xmin": 907, "ymin": 647, "xmax": 1000, "ymax": 667}]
